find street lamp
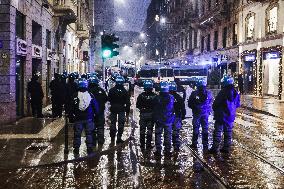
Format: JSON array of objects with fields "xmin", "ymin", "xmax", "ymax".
[
  {"xmin": 160, "ymin": 17, "xmax": 166, "ymax": 24},
  {"xmin": 140, "ymin": 32, "xmax": 146, "ymax": 39}
]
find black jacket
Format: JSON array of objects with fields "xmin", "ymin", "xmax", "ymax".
[
  {"xmin": 49, "ymin": 79, "xmax": 66, "ymax": 103},
  {"xmin": 88, "ymin": 84, "xmax": 108, "ymax": 116},
  {"xmin": 171, "ymin": 92, "xmax": 186, "ymax": 119},
  {"xmin": 108, "ymin": 85, "xmax": 131, "ymax": 114},
  {"xmin": 136, "ymin": 91, "xmax": 157, "ymax": 113},
  {"xmin": 65, "ymin": 81, "xmax": 78, "ymax": 114},
  {"xmin": 27, "ymin": 80, "xmax": 44, "ymax": 102}
]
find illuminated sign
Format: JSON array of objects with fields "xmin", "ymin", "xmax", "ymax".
[
  {"xmin": 16, "ymin": 38, "xmax": 27, "ymax": 56},
  {"xmin": 32, "ymin": 44, "xmax": 42, "ymax": 59},
  {"xmin": 244, "ymin": 54, "xmax": 256, "ymax": 62},
  {"xmin": 264, "ymin": 51, "xmax": 280, "ymax": 60}
]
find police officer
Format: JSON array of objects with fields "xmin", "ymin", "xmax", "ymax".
[
  {"xmin": 209, "ymin": 75, "xmax": 241, "ymax": 153},
  {"xmin": 108, "ymin": 76, "xmax": 131, "ymax": 144},
  {"xmin": 169, "ymin": 81, "xmax": 186, "ymax": 152},
  {"xmin": 49, "ymin": 73, "xmax": 65, "ymax": 118},
  {"xmin": 27, "ymin": 73, "xmax": 44, "ymax": 118},
  {"xmin": 153, "ymin": 81, "xmax": 175, "ymax": 156},
  {"xmin": 188, "ymin": 78, "xmax": 213, "ymax": 150},
  {"xmin": 88, "ymin": 76, "xmax": 108, "ymax": 147},
  {"xmin": 69, "ymin": 78, "xmax": 99, "ymax": 155},
  {"xmin": 136, "ymin": 80, "xmax": 157, "ymax": 150}
]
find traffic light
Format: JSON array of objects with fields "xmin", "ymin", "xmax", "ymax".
[{"xmin": 101, "ymin": 33, "xmax": 120, "ymax": 59}]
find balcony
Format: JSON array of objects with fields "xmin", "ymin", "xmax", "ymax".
[
  {"xmin": 191, "ymin": 2, "xmax": 231, "ymax": 29},
  {"xmin": 76, "ymin": 23, "xmax": 89, "ymax": 40},
  {"xmin": 53, "ymin": 0, "xmax": 77, "ymax": 23}
]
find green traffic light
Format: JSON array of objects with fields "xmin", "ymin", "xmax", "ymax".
[{"xmin": 102, "ymin": 49, "xmax": 112, "ymax": 58}]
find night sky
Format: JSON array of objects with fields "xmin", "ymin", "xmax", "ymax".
[{"xmin": 114, "ymin": 0, "xmax": 151, "ymax": 32}]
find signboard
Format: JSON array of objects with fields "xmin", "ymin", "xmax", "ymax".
[
  {"xmin": 47, "ymin": 48, "xmax": 52, "ymax": 61},
  {"xmin": 244, "ymin": 54, "xmax": 256, "ymax": 62},
  {"xmin": 264, "ymin": 51, "xmax": 280, "ymax": 60},
  {"xmin": 220, "ymin": 55, "xmax": 228, "ymax": 63},
  {"xmin": 32, "ymin": 44, "xmax": 42, "ymax": 59},
  {"xmin": 16, "ymin": 38, "xmax": 27, "ymax": 56}
]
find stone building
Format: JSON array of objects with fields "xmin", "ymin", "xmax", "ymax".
[{"xmin": 0, "ymin": 0, "xmax": 92, "ymax": 124}]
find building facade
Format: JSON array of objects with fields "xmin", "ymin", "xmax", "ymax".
[{"xmin": 0, "ymin": 0, "xmax": 92, "ymax": 124}]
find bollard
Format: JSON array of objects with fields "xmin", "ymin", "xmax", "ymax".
[{"xmin": 64, "ymin": 114, "xmax": 69, "ymax": 154}]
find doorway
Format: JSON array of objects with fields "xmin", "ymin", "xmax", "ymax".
[
  {"xmin": 16, "ymin": 56, "xmax": 25, "ymax": 117},
  {"xmin": 243, "ymin": 61, "xmax": 254, "ymax": 94}
]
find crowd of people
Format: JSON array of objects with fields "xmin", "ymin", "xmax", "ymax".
[{"xmin": 27, "ymin": 72, "xmax": 240, "ymax": 156}]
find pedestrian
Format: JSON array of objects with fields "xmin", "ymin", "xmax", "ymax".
[
  {"xmin": 169, "ymin": 81, "xmax": 186, "ymax": 152},
  {"xmin": 69, "ymin": 78, "xmax": 99, "ymax": 155},
  {"xmin": 238, "ymin": 73, "xmax": 244, "ymax": 94},
  {"xmin": 188, "ymin": 78, "xmax": 213, "ymax": 150},
  {"xmin": 136, "ymin": 80, "xmax": 157, "ymax": 150},
  {"xmin": 108, "ymin": 76, "xmax": 131, "ymax": 144},
  {"xmin": 153, "ymin": 81, "xmax": 175, "ymax": 156},
  {"xmin": 209, "ymin": 75, "xmax": 241, "ymax": 154},
  {"xmin": 65, "ymin": 73, "xmax": 78, "ymax": 120},
  {"xmin": 88, "ymin": 75, "xmax": 108, "ymax": 148},
  {"xmin": 27, "ymin": 73, "xmax": 44, "ymax": 118},
  {"xmin": 49, "ymin": 73, "xmax": 65, "ymax": 118}
]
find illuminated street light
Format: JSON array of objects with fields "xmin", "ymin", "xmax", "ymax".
[
  {"xmin": 160, "ymin": 17, "xmax": 166, "ymax": 24},
  {"xmin": 140, "ymin": 32, "xmax": 145, "ymax": 39},
  {"xmin": 118, "ymin": 18, "xmax": 124, "ymax": 24}
]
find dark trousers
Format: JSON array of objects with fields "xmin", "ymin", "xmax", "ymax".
[
  {"xmin": 192, "ymin": 114, "xmax": 209, "ymax": 147},
  {"xmin": 172, "ymin": 117, "xmax": 182, "ymax": 150},
  {"xmin": 52, "ymin": 100, "xmax": 63, "ymax": 118},
  {"xmin": 110, "ymin": 112, "xmax": 126, "ymax": 140},
  {"xmin": 139, "ymin": 113, "xmax": 154, "ymax": 148},
  {"xmin": 94, "ymin": 115, "xmax": 105, "ymax": 145},
  {"xmin": 73, "ymin": 119, "xmax": 95, "ymax": 149},
  {"xmin": 155, "ymin": 121, "xmax": 173, "ymax": 152},
  {"xmin": 211, "ymin": 120, "xmax": 234, "ymax": 150},
  {"xmin": 31, "ymin": 100, "xmax": 43, "ymax": 118}
]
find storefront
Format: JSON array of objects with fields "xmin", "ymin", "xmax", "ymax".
[
  {"xmin": 260, "ymin": 46, "xmax": 283, "ymax": 99},
  {"xmin": 241, "ymin": 50, "xmax": 257, "ymax": 95}
]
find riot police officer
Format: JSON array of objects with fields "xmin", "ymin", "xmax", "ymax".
[
  {"xmin": 169, "ymin": 81, "xmax": 186, "ymax": 152},
  {"xmin": 27, "ymin": 73, "xmax": 44, "ymax": 118},
  {"xmin": 136, "ymin": 80, "xmax": 157, "ymax": 150},
  {"xmin": 49, "ymin": 73, "xmax": 65, "ymax": 118},
  {"xmin": 188, "ymin": 78, "xmax": 213, "ymax": 150},
  {"xmin": 209, "ymin": 75, "xmax": 240, "ymax": 153},
  {"xmin": 108, "ymin": 76, "xmax": 131, "ymax": 144},
  {"xmin": 69, "ymin": 78, "xmax": 99, "ymax": 155},
  {"xmin": 65, "ymin": 73, "xmax": 78, "ymax": 119},
  {"xmin": 153, "ymin": 81, "xmax": 175, "ymax": 156},
  {"xmin": 88, "ymin": 76, "xmax": 108, "ymax": 147}
]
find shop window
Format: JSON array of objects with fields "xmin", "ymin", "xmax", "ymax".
[
  {"xmin": 214, "ymin": 30, "xmax": 218, "ymax": 50},
  {"xmin": 16, "ymin": 11, "xmax": 25, "ymax": 39},
  {"xmin": 32, "ymin": 21, "xmax": 42, "ymax": 46},
  {"xmin": 246, "ymin": 13, "xmax": 255, "ymax": 40},
  {"xmin": 46, "ymin": 30, "xmax": 51, "ymax": 49},
  {"xmin": 266, "ymin": 5, "xmax": 278, "ymax": 34}
]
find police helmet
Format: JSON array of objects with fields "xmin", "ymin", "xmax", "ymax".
[
  {"xmin": 89, "ymin": 76, "xmax": 99, "ymax": 85},
  {"xmin": 115, "ymin": 76, "xmax": 125, "ymax": 85},
  {"xmin": 160, "ymin": 81, "xmax": 169, "ymax": 93},
  {"xmin": 197, "ymin": 78, "xmax": 207, "ymax": 87},
  {"xmin": 169, "ymin": 81, "xmax": 177, "ymax": 92},
  {"xmin": 81, "ymin": 74, "xmax": 87, "ymax": 79},
  {"xmin": 143, "ymin": 80, "xmax": 154, "ymax": 89},
  {"xmin": 77, "ymin": 78, "xmax": 88, "ymax": 89},
  {"xmin": 221, "ymin": 75, "xmax": 234, "ymax": 86}
]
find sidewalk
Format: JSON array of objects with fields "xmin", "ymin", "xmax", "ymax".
[{"xmin": 241, "ymin": 95, "xmax": 284, "ymax": 118}]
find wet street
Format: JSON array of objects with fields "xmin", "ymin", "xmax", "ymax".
[{"xmin": 0, "ymin": 94, "xmax": 284, "ymax": 188}]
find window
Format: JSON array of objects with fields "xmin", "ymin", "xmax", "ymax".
[
  {"xmin": 246, "ymin": 13, "xmax": 255, "ymax": 40},
  {"xmin": 223, "ymin": 27, "xmax": 227, "ymax": 48},
  {"xmin": 201, "ymin": 36, "xmax": 205, "ymax": 52},
  {"xmin": 232, "ymin": 23, "xmax": 238, "ymax": 46},
  {"xmin": 16, "ymin": 11, "xmax": 25, "ymax": 39},
  {"xmin": 193, "ymin": 30, "xmax": 197, "ymax": 48},
  {"xmin": 267, "ymin": 6, "xmax": 278, "ymax": 33},
  {"xmin": 46, "ymin": 30, "xmax": 51, "ymax": 49},
  {"xmin": 208, "ymin": 0, "xmax": 211, "ymax": 10},
  {"xmin": 214, "ymin": 30, "xmax": 218, "ymax": 50},
  {"xmin": 207, "ymin": 34, "xmax": 211, "ymax": 51}
]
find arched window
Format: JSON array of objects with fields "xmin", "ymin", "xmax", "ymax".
[
  {"xmin": 245, "ymin": 12, "xmax": 255, "ymax": 40},
  {"xmin": 266, "ymin": 4, "xmax": 278, "ymax": 34}
]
